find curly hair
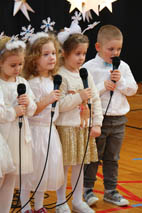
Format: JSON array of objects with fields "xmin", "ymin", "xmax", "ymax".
[{"xmin": 23, "ymin": 33, "xmax": 61, "ymax": 80}]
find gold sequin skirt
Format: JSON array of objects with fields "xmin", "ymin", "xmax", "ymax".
[{"xmin": 56, "ymin": 126, "xmax": 98, "ymax": 166}]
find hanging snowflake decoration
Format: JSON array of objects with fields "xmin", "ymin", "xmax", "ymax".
[
  {"xmin": 40, "ymin": 17, "xmax": 55, "ymax": 33},
  {"xmin": 20, "ymin": 25, "xmax": 35, "ymax": 42}
]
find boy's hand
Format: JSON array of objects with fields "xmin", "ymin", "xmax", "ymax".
[
  {"xmin": 110, "ymin": 69, "xmax": 121, "ymax": 82},
  {"xmin": 18, "ymin": 94, "xmax": 29, "ymax": 107},
  {"xmin": 104, "ymin": 80, "xmax": 116, "ymax": 91}
]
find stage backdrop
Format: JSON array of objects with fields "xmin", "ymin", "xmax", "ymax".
[{"xmin": 0, "ymin": 0, "xmax": 141, "ymax": 82}]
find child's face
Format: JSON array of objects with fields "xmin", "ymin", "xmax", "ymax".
[
  {"xmin": 36, "ymin": 41, "xmax": 56, "ymax": 76},
  {"xmin": 96, "ymin": 39, "xmax": 122, "ymax": 64},
  {"xmin": 64, "ymin": 43, "xmax": 88, "ymax": 72},
  {"xmin": 0, "ymin": 53, "xmax": 24, "ymax": 81}
]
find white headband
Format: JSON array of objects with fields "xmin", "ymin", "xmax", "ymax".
[
  {"xmin": 0, "ymin": 35, "xmax": 26, "ymax": 56},
  {"xmin": 57, "ymin": 19, "xmax": 100, "ymax": 44},
  {"xmin": 57, "ymin": 20, "xmax": 82, "ymax": 44},
  {"xmin": 28, "ymin": 32, "xmax": 49, "ymax": 45}
]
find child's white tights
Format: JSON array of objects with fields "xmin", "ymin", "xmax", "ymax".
[
  {"xmin": 20, "ymin": 190, "xmax": 44, "ymax": 212},
  {"xmin": 56, "ymin": 164, "xmax": 83, "ymax": 206},
  {"xmin": 0, "ymin": 174, "xmax": 16, "ymax": 213}
]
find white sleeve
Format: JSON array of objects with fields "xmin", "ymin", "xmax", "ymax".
[
  {"xmin": 59, "ymin": 76, "xmax": 82, "ymax": 112},
  {"xmin": 0, "ymin": 89, "xmax": 16, "ymax": 123},
  {"xmin": 116, "ymin": 63, "xmax": 138, "ymax": 96},
  {"xmin": 25, "ymin": 80, "xmax": 37, "ymax": 117},
  {"xmin": 88, "ymin": 73, "xmax": 103, "ymax": 127}
]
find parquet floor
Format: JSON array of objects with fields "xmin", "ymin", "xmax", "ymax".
[{"xmin": 11, "ymin": 83, "xmax": 142, "ymax": 213}]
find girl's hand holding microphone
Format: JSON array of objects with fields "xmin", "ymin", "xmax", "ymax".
[
  {"xmin": 79, "ymin": 88, "xmax": 92, "ymax": 102},
  {"xmin": 14, "ymin": 105, "xmax": 26, "ymax": 117}
]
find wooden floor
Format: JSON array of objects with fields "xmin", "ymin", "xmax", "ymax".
[{"xmin": 11, "ymin": 83, "xmax": 142, "ymax": 213}]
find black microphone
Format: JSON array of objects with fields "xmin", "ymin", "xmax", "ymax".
[
  {"xmin": 112, "ymin": 56, "xmax": 120, "ymax": 72},
  {"xmin": 17, "ymin": 83, "xmax": 26, "ymax": 128},
  {"xmin": 51, "ymin": 74, "xmax": 62, "ymax": 117},
  {"xmin": 79, "ymin": 68, "xmax": 91, "ymax": 109},
  {"xmin": 79, "ymin": 68, "xmax": 88, "ymax": 89},
  {"xmin": 110, "ymin": 56, "xmax": 120, "ymax": 96}
]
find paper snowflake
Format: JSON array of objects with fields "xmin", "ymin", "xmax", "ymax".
[{"xmin": 40, "ymin": 17, "xmax": 55, "ymax": 33}]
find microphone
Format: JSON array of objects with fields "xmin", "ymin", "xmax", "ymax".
[
  {"xmin": 79, "ymin": 68, "xmax": 91, "ymax": 109},
  {"xmin": 17, "ymin": 83, "xmax": 26, "ymax": 128},
  {"xmin": 112, "ymin": 56, "xmax": 120, "ymax": 72},
  {"xmin": 79, "ymin": 68, "xmax": 88, "ymax": 89},
  {"xmin": 51, "ymin": 74, "xmax": 62, "ymax": 117},
  {"xmin": 110, "ymin": 56, "xmax": 120, "ymax": 96}
]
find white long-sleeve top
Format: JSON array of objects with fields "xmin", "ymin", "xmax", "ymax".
[
  {"xmin": 0, "ymin": 76, "xmax": 37, "ymax": 174},
  {"xmin": 83, "ymin": 54, "xmax": 138, "ymax": 116},
  {"xmin": 55, "ymin": 66, "xmax": 103, "ymax": 127},
  {"xmin": 0, "ymin": 76, "xmax": 37, "ymax": 135}
]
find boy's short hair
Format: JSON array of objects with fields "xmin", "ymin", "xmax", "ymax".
[{"xmin": 97, "ymin": 25, "xmax": 123, "ymax": 44}]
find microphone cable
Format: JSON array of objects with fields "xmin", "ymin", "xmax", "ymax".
[{"xmin": 11, "ymin": 118, "xmax": 23, "ymax": 213}]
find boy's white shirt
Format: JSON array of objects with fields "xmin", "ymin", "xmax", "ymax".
[{"xmin": 83, "ymin": 54, "xmax": 138, "ymax": 116}]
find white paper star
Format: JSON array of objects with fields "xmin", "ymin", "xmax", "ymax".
[
  {"xmin": 84, "ymin": 0, "xmax": 104, "ymax": 16},
  {"xmin": 67, "ymin": 0, "xmax": 84, "ymax": 12},
  {"xmin": 99, "ymin": 0, "xmax": 117, "ymax": 13},
  {"xmin": 13, "ymin": 0, "xmax": 35, "ymax": 21},
  {"xmin": 67, "ymin": 0, "xmax": 104, "ymax": 21}
]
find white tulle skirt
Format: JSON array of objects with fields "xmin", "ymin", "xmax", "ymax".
[
  {"xmin": 0, "ymin": 134, "xmax": 15, "ymax": 178},
  {"xmin": 21, "ymin": 123, "xmax": 64, "ymax": 191}
]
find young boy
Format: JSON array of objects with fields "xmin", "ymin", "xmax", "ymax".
[{"xmin": 83, "ymin": 25, "xmax": 138, "ymax": 207}]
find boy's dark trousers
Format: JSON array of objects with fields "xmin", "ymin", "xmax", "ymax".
[{"xmin": 84, "ymin": 115, "xmax": 127, "ymax": 190}]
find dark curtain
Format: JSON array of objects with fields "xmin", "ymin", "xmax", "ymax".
[{"xmin": 0, "ymin": 0, "xmax": 141, "ymax": 82}]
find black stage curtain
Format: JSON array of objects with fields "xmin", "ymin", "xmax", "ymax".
[{"xmin": 0, "ymin": 0, "xmax": 141, "ymax": 82}]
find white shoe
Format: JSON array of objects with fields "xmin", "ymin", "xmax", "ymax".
[
  {"xmin": 72, "ymin": 201, "xmax": 95, "ymax": 213},
  {"xmin": 56, "ymin": 203, "xmax": 71, "ymax": 213},
  {"xmin": 103, "ymin": 190, "xmax": 129, "ymax": 206},
  {"xmin": 83, "ymin": 189, "xmax": 99, "ymax": 206}
]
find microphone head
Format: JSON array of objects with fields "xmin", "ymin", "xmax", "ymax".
[
  {"xmin": 17, "ymin": 83, "xmax": 26, "ymax": 96},
  {"xmin": 79, "ymin": 68, "xmax": 88, "ymax": 80},
  {"xmin": 112, "ymin": 56, "xmax": 120, "ymax": 69},
  {"xmin": 79, "ymin": 68, "xmax": 89, "ymax": 89},
  {"xmin": 53, "ymin": 74, "xmax": 62, "ymax": 90}
]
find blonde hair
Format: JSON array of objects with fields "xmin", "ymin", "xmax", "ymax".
[
  {"xmin": 23, "ymin": 33, "xmax": 61, "ymax": 80},
  {"xmin": 0, "ymin": 36, "xmax": 25, "ymax": 63},
  {"xmin": 97, "ymin": 25, "xmax": 123, "ymax": 44}
]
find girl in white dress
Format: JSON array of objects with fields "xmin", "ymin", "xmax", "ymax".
[
  {"xmin": 0, "ymin": 36, "xmax": 37, "ymax": 213},
  {"xmin": 20, "ymin": 32, "xmax": 64, "ymax": 213}
]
